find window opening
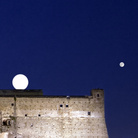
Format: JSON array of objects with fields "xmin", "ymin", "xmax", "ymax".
[
  {"xmin": 3, "ymin": 120, "xmax": 11, "ymax": 126},
  {"xmin": 88, "ymin": 112, "xmax": 91, "ymax": 115},
  {"xmin": 60, "ymin": 104, "xmax": 63, "ymax": 107}
]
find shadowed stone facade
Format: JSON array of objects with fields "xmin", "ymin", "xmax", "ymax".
[{"xmin": 0, "ymin": 89, "xmax": 108, "ymax": 138}]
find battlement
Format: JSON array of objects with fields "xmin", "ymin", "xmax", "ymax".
[
  {"xmin": 0, "ymin": 89, "xmax": 43, "ymax": 96},
  {"xmin": 0, "ymin": 89, "xmax": 104, "ymax": 98}
]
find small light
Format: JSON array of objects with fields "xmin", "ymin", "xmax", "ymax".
[{"xmin": 119, "ymin": 62, "xmax": 125, "ymax": 67}]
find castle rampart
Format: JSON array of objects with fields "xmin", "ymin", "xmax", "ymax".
[{"xmin": 0, "ymin": 89, "xmax": 108, "ymax": 138}]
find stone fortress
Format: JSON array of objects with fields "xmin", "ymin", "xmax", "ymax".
[{"xmin": 0, "ymin": 89, "xmax": 108, "ymax": 138}]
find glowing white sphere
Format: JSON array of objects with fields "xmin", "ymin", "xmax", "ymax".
[
  {"xmin": 119, "ymin": 62, "xmax": 125, "ymax": 67},
  {"xmin": 12, "ymin": 74, "xmax": 29, "ymax": 90}
]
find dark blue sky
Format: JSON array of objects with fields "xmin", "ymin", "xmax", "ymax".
[{"xmin": 0, "ymin": 0, "xmax": 138, "ymax": 137}]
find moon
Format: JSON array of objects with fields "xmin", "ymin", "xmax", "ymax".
[
  {"xmin": 119, "ymin": 62, "xmax": 125, "ymax": 67},
  {"xmin": 12, "ymin": 74, "xmax": 29, "ymax": 90}
]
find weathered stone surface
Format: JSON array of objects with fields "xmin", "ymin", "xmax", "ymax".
[
  {"xmin": 0, "ymin": 89, "xmax": 108, "ymax": 138},
  {"xmin": 0, "ymin": 132, "xmax": 8, "ymax": 138}
]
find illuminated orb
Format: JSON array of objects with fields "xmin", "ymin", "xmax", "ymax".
[
  {"xmin": 12, "ymin": 74, "xmax": 29, "ymax": 90},
  {"xmin": 119, "ymin": 62, "xmax": 125, "ymax": 67}
]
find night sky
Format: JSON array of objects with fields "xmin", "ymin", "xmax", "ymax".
[{"xmin": 0, "ymin": 0, "xmax": 138, "ymax": 137}]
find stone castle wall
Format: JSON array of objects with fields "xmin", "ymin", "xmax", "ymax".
[{"xmin": 0, "ymin": 89, "xmax": 108, "ymax": 138}]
